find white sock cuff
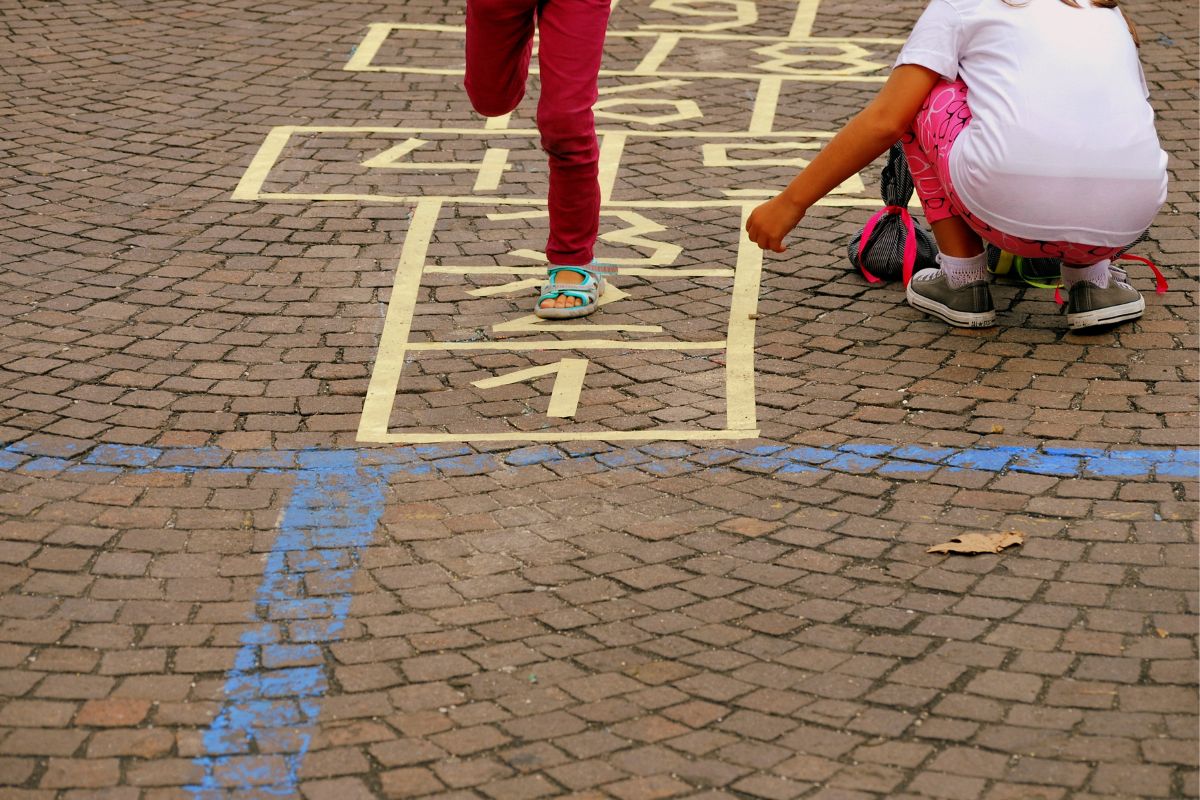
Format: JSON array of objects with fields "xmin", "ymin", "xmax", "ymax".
[
  {"xmin": 937, "ymin": 252, "xmax": 988, "ymax": 287},
  {"xmin": 1061, "ymin": 259, "xmax": 1111, "ymax": 289}
]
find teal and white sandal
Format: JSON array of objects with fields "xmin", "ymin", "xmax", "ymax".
[{"xmin": 535, "ymin": 265, "xmax": 605, "ymax": 319}]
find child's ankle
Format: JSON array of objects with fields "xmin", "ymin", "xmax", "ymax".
[
  {"xmin": 1061, "ymin": 260, "xmax": 1111, "ymax": 289},
  {"xmin": 938, "ymin": 252, "xmax": 987, "ymax": 288}
]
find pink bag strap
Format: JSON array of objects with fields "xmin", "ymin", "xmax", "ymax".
[
  {"xmin": 1054, "ymin": 252, "xmax": 1168, "ymax": 306},
  {"xmin": 856, "ymin": 205, "xmax": 918, "ymax": 286},
  {"xmin": 1116, "ymin": 253, "xmax": 1168, "ymax": 294}
]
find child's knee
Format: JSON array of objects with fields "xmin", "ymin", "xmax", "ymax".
[
  {"xmin": 536, "ymin": 108, "xmax": 595, "ymax": 154},
  {"xmin": 465, "ymin": 82, "xmax": 523, "ymax": 117},
  {"xmin": 469, "ymin": 97, "xmax": 522, "ymax": 118}
]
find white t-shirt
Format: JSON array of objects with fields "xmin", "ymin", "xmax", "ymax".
[{"xmin": 896, "ymin": 0, "xmax": 1168, "ymax": 246}]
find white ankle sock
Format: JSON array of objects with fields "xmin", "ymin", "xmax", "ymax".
[
  {"xmin": 1061, "ymin": 260, "xmax": 1111, "ymax": 289},
  {"xmin": 938, "ymin": 252, "xmax": 987, "ymax": 288}
]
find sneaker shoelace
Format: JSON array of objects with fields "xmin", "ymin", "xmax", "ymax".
[{"xmin": 1108, "ymin": 265, "xmax": 1132, "ymax": 289}]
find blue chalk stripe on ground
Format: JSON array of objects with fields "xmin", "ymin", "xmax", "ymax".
[
  {"xmin": 2, "ymin": 440, "xmax": 1197, "ymax": 481},
  {"xmin": 184, "ymin": 452, "xmax": 393, "ymax": 798},
  {"xmin": 3, "ymin": 439, "xmax": 1196, "ymax": 794}
]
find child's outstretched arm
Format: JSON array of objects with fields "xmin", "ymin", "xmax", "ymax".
[{"xmin": 745, "ymin": 64, "xmax": 941, "ymax": 253}]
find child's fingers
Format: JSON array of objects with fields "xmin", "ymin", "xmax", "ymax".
[
  {"xmin": 753, "ymin": 234, "xmax": 786, "ymax": 253},
  {"xmin": 756, "ymin": 228, "xmax": 783, "ymax": 252}
]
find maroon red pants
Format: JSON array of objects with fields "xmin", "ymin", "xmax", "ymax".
[{"xmin": 465, "ymin": 0, "xmax": 611, "ymax": 268}]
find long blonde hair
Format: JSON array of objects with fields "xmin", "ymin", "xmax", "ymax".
[{"xmin": 1002, "ymin": 0, "xmax": 1139, "ymax": 46}]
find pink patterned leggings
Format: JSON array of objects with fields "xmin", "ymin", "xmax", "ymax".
[{"xmin": 901, "ymin": 78, "xmax": 1123, "ymax": 266}]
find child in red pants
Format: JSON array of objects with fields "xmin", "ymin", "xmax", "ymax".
[{"xmin": 465, "ymin": 0, "xmax": 614, "ymax": 319}]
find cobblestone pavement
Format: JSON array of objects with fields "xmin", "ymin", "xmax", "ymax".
[{"xmin": 1, "ymin": 0, "xmax": 1197, "ymax": 798}]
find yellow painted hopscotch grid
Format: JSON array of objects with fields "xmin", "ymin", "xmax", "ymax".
[
  {"xmin": 359, "ymin": 199, "xmax": 763, "ymax": 444},
  {"xmin": 233, "ymin": 0, "xmax": 904, "ymax": 444}
]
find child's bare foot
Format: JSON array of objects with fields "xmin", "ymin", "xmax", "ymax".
[{"xmin": 540, "ymin": 269, "xmax": 584, "ymax": 309}]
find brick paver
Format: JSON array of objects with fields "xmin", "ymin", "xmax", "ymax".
[{"xmin": 0, "ymin": 0, "xmax": 1197, "ymax": 798}]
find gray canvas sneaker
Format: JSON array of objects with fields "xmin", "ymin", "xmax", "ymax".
[
  {"xmin": 1066, "ymin": 269, "xmax": 1145, "ymax": 330},
  {"xmin": 905, "ymin": 268, "xmax": 996, "ymax": 328}
]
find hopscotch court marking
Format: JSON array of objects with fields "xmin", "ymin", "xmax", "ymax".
[{"xmin": 233, "ymin": 0, "xmax": 910, "ymax": 446}]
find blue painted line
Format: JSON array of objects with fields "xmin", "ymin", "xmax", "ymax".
[
  {"xmin": 18, "ymin": 457, "xmax": 73, "ymax": 474},
  {"xmin": 1083, "ymin": 457, "xmax": 1149, "ymax": 478},
  {"xmin": 2, "ymin": 442, "xmax": 1197, "ymax": 482},
  {"xmin": 1157, "ymin": 460, "xmax": 1200, "ymax": 479},
  {"xmin": 640, "ymin": 458, "xmax": 699, "ymax": 477},
  {"xmin": 433, "ymin": 453, "xmax": 500, "ymax": 477},
  {"xmin": 505, "ymin": 445, "xmax": 564, "ymax": 466},
  {"xmin": 87, "ymin": 444, "xmax": 161, "ymax": 467},
  {"xmin": 595, "ymin": 450, "xmax": 652, "ymax": 468},
  {"xmin": 0, "ymin": 436, "xmax": 1194, "ymax": 795},
  {"xmin": 841, "ymin": 443, "xmax": 895, "ymax": 457},
  {"xmin": 734, "ymin": 455, "xmax": 792, "ymax": 473},
  {"xmin": 891, "ymin": 445, "xmax": 957, "ymax": 463},
  {"xmin": 779, "ymin": 446, "xmax": 839, "ymax": 465},
  {"xmin": 1011, "ymin": 452, "xmax": 1081, "ymax": 477},
  {"xmin": 878, "ymin": 459, "xmax": 940, "ymax": 476},
  {"xmin": 0, "ymin": 450, "xmax": 25, "ymax": 470},
  {"xmin": 824, "ymin": 453, "xmax": 884, "ymax": 474},
  {"xmin": 779, "ymin": 461, "xmax": 819, "ymax": 474},
  {"xmin": 187, "ymin": 451, "xmax": 392, "ymax": 799},
  {"xmin": 946, "ymin": 447, "xmax": 1017, "ymax": 472},
  {"xmin": 639, "ymin": 442, "xmax": 697, "ymax": 458},
  {"xmin": 688, "ymin": 448, "xmax": 742, "ymax": 466}
]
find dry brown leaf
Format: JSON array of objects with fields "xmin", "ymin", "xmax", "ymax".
[{"xmin": 927, "ymin": 531, "xmax": 1025, "ymax": 555}]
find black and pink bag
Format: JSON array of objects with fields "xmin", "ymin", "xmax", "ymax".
[{"xmin": 847, "ymin": 143, "xmax": 939, "ymax": 286}]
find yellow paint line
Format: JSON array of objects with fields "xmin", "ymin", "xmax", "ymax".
[
  {"xmin": 748, "ymin": 76, "xmax": 782, "ymax": 134},
  {"xmin": 487, "ymin": 209, "xmax": 548, "ymax": 221},
  {"xmin": 494, "ymin": 319, "xmax": 663, "ymax": 334},
  {"xmin": 493, "ymin": 287, "xmax": 664, "ymax": 335},
  {"xmin": 473, "ymin": 148, "xmax": 510, "ymax": 192},
  {"xmin": 430, "ymin": 266, "xmax": 736, "ymax": 277},
  {"xmin": 355, "ymin": 66, "xmax": 889, "ymax": 82},
  {"xmin": 361, "ymin": 138, "xmax": 427, "ymax": 168},
  {"xmin": 360, "ymin": 138, "xmax": 491, "ymax": 173},
  {"xmin": 598, "ymin": 78, "xmax": 688, "ymax": 95},
  {"xmin": 485, "ymin": 113, "xmax": 512, "ymax": 130},
  {"xmin": 634, "ymin": 34, "xmax": 680, "ymax": 74},
  {"xmin": 252, "ymin": 125, "xmax": 838, "ymax": 139},
  {"xmin": 703, "ymin": 141, "xmax": 821, "ymax": 168},
  {"xmin": 597, "ymin": 133, "xmax": 627, "ymax": 204},
  {"xmin": 725, "ymin": 204, "xmax": 762, "ymax": 431},
  {"xmin": 357, "ymin": 199, "xmax": 442, "ymax": 443},
  {"xmin": 639, "ymin": 0, "xmax": 757, "ymax": 33},
  {"xmin": 403, "ymin": 340, "xmax": 724, "ymax": 351},
  {"xmin": 465, "ymin": 278, "xmax": 543, "ymax": 297},
  {"xmin": 251, "ymin": 192, "xmax": 883, "ymax": 209},
  {"xmin": 347, "ymin": 22, "xmax": 903, "ymax": 44},
  {"xmin": 789, "ymin": 0, "xmax": 823, "ymax": 39},
  {"xmin": 473, "ymin": 358, "xmax": 589, "ymax": 417},
  {"xmin": 472, "ymin": 362, "xmax": 564, "ymax": 390},
  {"xmin": 354, "ymin": 22, "xmax": 462, "ymax": 34},
  {"xmin": 545, "ymin": 358, "xmax": 587, "ymax": 416},
  {"xmin": 232, "ymin": 126, "xmax": 295, "ymax": 200},
  {"xmin": 360, "ymin": 427, "xmax": 760, "ymax": 444},
  {"xmin": 345, "ymin": 23, "xmax": 394, "ymax": 71},
  {"xmin": 599, "ymin": 210, "xmax": 682, "ymax": 265}
]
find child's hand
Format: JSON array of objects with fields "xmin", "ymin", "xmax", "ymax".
[{"xmin": 746, "ymin": 195, "xmax": 806, "ymax": 253}]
